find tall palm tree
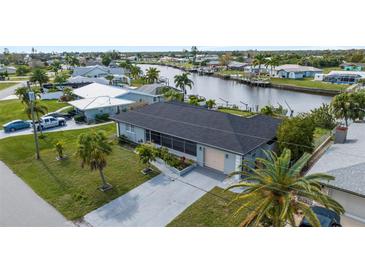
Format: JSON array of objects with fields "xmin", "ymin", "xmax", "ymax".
[
  {"xmin": 253, "ymin": 53, "xmax": 266, "ymax": 76},
  {"xmin": 145, "ymin": 67, "xmax": 160, "ymax": 83},
  {"xmin": 15, "ymin": 86, "xmax": 40, "ymax": 105},
  {"xmin": 331, "ymin": 92, "xmax": 354, "ymax": 127},
  {"xmin": 49, "ymin": 60, "xmax": 62, "ymax": 76},
  {"xmin": 227, "ymin": 149, "xmax": 344, "ymax": 227},
  {"xmin": 24, "ymin": 100, "xmax": 48, "ymax": 135},
  {"xmin": 105, "ymin": 74, "xmax": 114, "ymax": 85},
  {"xmin": 30, "ymin": 68, "xmax": 49, "ymax": 91},
  {"xmin": 130, "ymin": 65, "xmax": 143, "ymax": 80},
  {"xmin": 76, "ymin": 131, "xmax": 113, "ymax": 191},
  {"xmin": 163, "ymin": 89, "xmax": 184, "ymax": 102},
  {"xmin": 174, "ymin": 73, "xmax": 194, "ymax": 94}
]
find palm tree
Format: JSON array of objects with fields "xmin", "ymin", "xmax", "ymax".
[
  {"xmin": 49, "ymin": 60, "xmax": 62, "ymax": 76},
  {"xmin": 24, "ymin": 100, "xmax": 48, "ymax": 135},
  {"xmin": 130, "ymin": 65, "xmax": 143, "ymax": 79},
  {"xmin": 105, "ymin": 74, "xmax": 114, "ymax": 85},
  {"xmin": 65, "ymin": 54, "xmax": 80, "ymax": 67},
  {"xmin": 269, "ymin": 55, "xmax": 280, "ymax": 76},
  {"xmin": 15, "ymin": 86, "xmax": 40, "ymax": 105},
  {"xmin": 174, "ymin": 73, "xmax": 194, "ymax": 94},
  {"xmin": 163, "ymin": 89, "xmax": 184, "ymax": 102},
  {"xmin": 331, "ymin": 93, "xmax": 354, "ymax": 127},
  {"xmin": 76, "ymin": 131, "xmax": 113, "ymax": 191},
  {"xmin": 191, "ymin": 46, "xmax": 198, "ymax": 63},
  {"xmin": 206, "ymin": 99, "xmax": 216, "ymax": 109},
  {"xmin": 135, "ymin": 143, "xmax": 156, "ymax": 173},
  {"xmin": 253, "ymin": 53, "xmax": 266, "ymax": 76},
  {"xmin": 30, "ymin": 68, "xmax": 49, "ymax": 91},
  {"xmin": 145, "ymin": 67, "xmax": 160, "ymax": 83},
  {"xmin": 227, "ymin": 149, "xmax": 344, "ymax": 227}
]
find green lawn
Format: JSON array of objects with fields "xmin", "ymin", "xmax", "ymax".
[
  {"xmin": 9, "ymin": 76, "xmax": 30, "ymax": 81},
  {"xmin": 0, "ymin": 124, "xmax": 159, "ymax": 220},
  {"xmin": 321, "ymin": 67, "xmax": 341, "ymax": 74},
  {"xmin": 218, "ymin": 107, "xmax": 254, "ymax": 117},
  {"xmin": 168, "ymin": 187, "xmax": 247, "ymax": 227},
  {"xmin": 0, "ymin": 99, "xmax": 68, "ymax": 128},
  {"xmin": 0, "ymin": 82, "xmax": 17, "ymax": 91},
  {"xmin": 271, "ymin": 77, "xmax": 349, "ymax": 91}
]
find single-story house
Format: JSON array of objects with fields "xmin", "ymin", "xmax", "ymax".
[
  {"xmin": 273, "ymin": 64, "xmax": 322, "ymax": 79},
  {"xmin": 206, "ymin": 60, "xmax": 221, "ymax": 67},
  {"xmin": 72, "ymin": 65, "xmax": 126, "ymax": 78},
  {"xmin": 72, "ymin": 83, "xmax": 130, "ymax": 99},
  {"xmin": 0, "ymin": 65, "xmax": 16, "ymax": 74},
  {"xmin": 67, "ymin": 76, "xmax": 109, "ymax": 85},
  {"xmin": 121, "ymin": 84, "xmax": 181, "ymax": 104},
  {"xmin": 227, "ymin": 61, "xmax": 249, "ymax": 70},
  {"xmin": 68, "ymin": 96, "xmax": 134, "ymax": 122},
  {"xmin": 112, "ymin": 102, "xmax": 281, "ymax": 174},
  {"xmin": 317, "ymin": 71, "xmax": 365, "ymax": 85},
  {"xmin": 340, "ymin": 63, "xmax": 365, "ymax": 71},
  {"xmin": 244, "ymin": 65, "xmax": 269, "ymax": 75},
  {"xmin": 308, "ymin": 122, "xmax": 365, "ymax": 223}
]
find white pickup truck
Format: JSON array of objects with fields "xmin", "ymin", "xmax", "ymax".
[{"xmin": 36, "ymin": 116, "xmax": 66, "ymax": 131}]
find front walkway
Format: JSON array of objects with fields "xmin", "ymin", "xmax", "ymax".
[
  {"xmin": 0, "ymin": 161, "xmax": 72, "ymax": 227},
  {"xmin": 84, "ymin": 164, "xmax": 234, "ymax": 227}
]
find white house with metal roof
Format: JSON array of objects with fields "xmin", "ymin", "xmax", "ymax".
[{"xmin": 272, "ymin": 64, "xmax": 322, "ymax": 79}]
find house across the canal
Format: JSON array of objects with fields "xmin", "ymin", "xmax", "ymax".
[
  {"xmin": 113, "ymin": 101, "xmax": 281, "ymax": 174},
  {"xmin": 273, "ymin": 64, "xmax": 322, "ymax": 79}
]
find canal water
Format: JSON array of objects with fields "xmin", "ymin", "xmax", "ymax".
[{"xmin": 138, "ymin": 64, "xmax": 332, "ymax": 114}]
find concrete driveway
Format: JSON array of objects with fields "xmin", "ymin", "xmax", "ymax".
[
  {"xmin": 0, "ymin": 81, "xmax": 25, "ymax": 100},
  {"xmin": 84, "ymin": 166, "xmax": 230, "ymax": 227},
  {"xmin": 0, "ymin": 161, "xmax": 72, "ymax": 227}
]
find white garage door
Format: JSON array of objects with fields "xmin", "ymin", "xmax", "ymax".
[
  {"xmin": 204, "ymin": 147, "xmax": 225, "ymax": 172},
  {"xmin": 330, "ymin": 189, "xmax": 365, "ymax": 221}
]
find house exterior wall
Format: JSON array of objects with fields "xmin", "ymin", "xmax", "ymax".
[
  {"xmin": 84, "ymin": 105, "xmax": 128, "ymax": 122},
  {"xmin": 118, "ymin": 122, "xmax": 145, "ymax": 143},
  {"xmin": 118, "ymin": 93, "xmax": 163, "ymax": 104}
]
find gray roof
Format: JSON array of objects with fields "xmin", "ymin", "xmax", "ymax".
[
  {"xmin": 309, "ymin": 122, "xmax": 365, "ymax": 197},
  {"xmin": 72, "ymin": 65, "xmax": 125, "ymax": 77},
  {"xmin": 135, "ymin": 84, "xmax": 167, "ymax": 95},
  {"xmin": 113, "ymin": 102, "xmax": 281, "ymax": 155}
]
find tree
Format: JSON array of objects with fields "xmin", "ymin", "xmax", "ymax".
[
  {"xmin": 105, "ymin": 74, "xmax": 114, "ymax": 85},
  {"xmin": 49, "ymin": 60, "xmax": 62, "ymax": 75},
  {"xmin": 162, "ymin": 88, "xmax": 184, "ymax": 102},
  {"xmin": 135, "ymin": 143, "xmax": 156, "ymax": 173},
  {"xmin": 24, "ymin": 100, "xmax": 48, "ymax": 135},
  {"xmin": 16, "ymin": 65, "xmax": 30, "ymax": 76},
  {"xmin": 331, "ymin": 92, "xmax": 355, "ymax": 127},
  {"xmin": 277, "ymin": 115, "xmax": 315, "ymax": 161},
  {"xmin": 310, "ymin": 103, "xmax": 337, "ymax": 129},
  {"xmin": 101, "ymin": 54, "xmax": 112, "ymax": 66},
  {"xmin": 130, "ymin": 65, "xmax": 142, "ymax": 79},
  {"xmin": 206, "ymin": 99, "xmax": 216, "ymax": 109},
  {"xmin": 30, "ymin": 68, "xmax": 49, "ymax": 91},
  {"xmin": 266, "ymin": 55, "xmax": 280, "ymax": 76},
  {"xmin": 253, "ymin": 53, "xmax": 266, "ymax": 75},
  {"xmin": 65, "ymin": 54, "xmax": 80, "ymax": 67},
  {"xmin": 54, "ymin": 70, "xmax": 70, "ymax": 85},
  {"xmin": 55, "ymin": 141, "xmax": 65, "ymax": 160},
  {"xmin": 227, "ymin": 149, "xmax": 345, "ymax": 227},
  {"xmin": 76, "ymin": 131, "xmax": 113, "ymax": 191},
  {"xmin": 15, "ymin": 86, "xmax": 40, "ymax": 105},
  {"xmin": 219, "ymin": 53, "xmax": 232, "ymax": 67},
  {"xmin": 174, "ymin": 72, "xmax": 194, "ymax": 94},
  {"xmin": 145, "ymin": 67, "xmax": 160, "ymax": 83},
  {"xmin": 191, "ymin": 46, "xmax": 198, "ymax": 63}
]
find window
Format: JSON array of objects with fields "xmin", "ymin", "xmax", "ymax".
[
  {"xmin": 172, "ymin": 137, "xmax": 185, "ymax": 153},
  {"xmin": 151, "ymin": 131, "xmax": 161, "ymax": 145},
  {"xmin": 145, "ymin": 130, "xmax": 151, "ymax": 142},
  {"xmin": 126, "ymin": 123, "xmax": 135, "ymax": 133},
  {"xmin": 161, "ymin": 134, "xmax": 172, "ymax": 148},
  {"xmin": 185, "ymin": 141, "xmax": 197, "ymax": 156}
]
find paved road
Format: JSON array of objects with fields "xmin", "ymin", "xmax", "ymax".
[
  {"xmin": 0, "ymin": 81, "xmax": 25, "ymax": 100},
  {"xmin": 0, "ymin": 161, "xmax": 72, "ymax": 227},
  {"xmin": 0, "ymin": 120, "xmax": 113, "ymax": 140},
  {"xmin": 84, "ymin": 163, "xmax": 234, "ymax": 227}
]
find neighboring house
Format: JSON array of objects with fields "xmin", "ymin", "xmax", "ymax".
[
  {"xmin": 72, "ymin": 65, "xmax": 126, "ymax": 78},
  {"xmin": 340, "ymin": 63, "xmax": 365, "ymax": 71},
  {"xmin": 112, "ymin": 102, "xmax": 281, "ymax": 174},
  {"xmin": 227, "ymin": 61, "xmax": 249, "ymax": 70},
  {"xmin": 244, "ymin": 65, "xmax": 270, "ymax": 75},
  {"xmin": 316, "ymin": 71, "xmax": 365, "ymax": 85},
  {"xmin": 72, "ymin": 83, "xmax": 130, "ymax": 99},
  {"xmin": 121, "ymin": 84, "xmax": 180, "ymax": 104},
  {"xmin": 308, "ymin": 123, "xmax": 365, "ymax": 223},
  {"xmin": 273, "ymin": 64, "xmax": 322, "ymax": 79},
  {"xmin": 67, "ymin": 76, "xmax": 109, "ymax": 85},
  {"xmin": 0, "ymin": 65, "xmax": 16, "ymax": 74},
  {"xmin": 206, "ymin": 60, "xmax": 221, "ymax": 67},
  {"xmin": 68, "ymin": 96, "xmax": 134, "ymax": 123}
]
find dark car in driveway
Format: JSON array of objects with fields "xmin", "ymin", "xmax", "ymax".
[
  {"xmin": 300, "ymin": 206, "xmax": 342, "ymax": 227},
  {"xmin": 46, "ymin": 112, "xmax": 73, "ymax": 120},
  {"xmin": 3, "ymin": 120, "xmax": 31, "ymax": 133}
]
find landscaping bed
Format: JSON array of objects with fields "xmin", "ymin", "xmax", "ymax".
[
  {"xmin": 167, "ymin": 187, "xmax": 248, "ymax": 227},
  {"xmin": 0, "ymin": 123, "xmax": 159, "ymax": 220}
]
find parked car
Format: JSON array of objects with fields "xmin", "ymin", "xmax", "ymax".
[
  {"xmin": 3, "ymin": 120, "xmax": 31, "ymax": 133},
  {"xmin": 46, "ymin": 112, "xmax": 73, "ymax": 120},
  {"xmin": 300, "ymin": 206, "xmax": 342, "ymax": 227},
  {"xmin": 36, "ymin": 116, "xmax": 66, "ymax": 131}
]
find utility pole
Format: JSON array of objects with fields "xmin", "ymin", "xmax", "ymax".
[{"xmin": 27, "ymin": 81, "xmax": 40, "ymax": 160}]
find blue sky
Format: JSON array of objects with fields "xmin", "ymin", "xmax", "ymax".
[{"xmin": 2, "ymin": 46, "xmax": 365, "ymax": 53}]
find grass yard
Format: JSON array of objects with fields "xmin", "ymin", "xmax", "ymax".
[
  {"xmin": 0, "ymin": 123, "xmax": 159, "ymax": 220},
  {"xmin": 0, "ymin": 99, "xmax": 68, "ymax": 128},
  {"xmin": 168, "ymin": 187, "xmax": 247, "ymax": 227},
  {"xmin": 271, "ymin": 77, "xmax": 349, "ymax": 91},
  {"xmin": 0, "ymin": 82, "xmax": 18, "ymax": 91},
  {"xmin": 321, "ymin": 67, "xmax": 341, "ymax": 74},
  {"xmin": 218, "ymin": 107, "xmax": 254, "ymax": 117}
]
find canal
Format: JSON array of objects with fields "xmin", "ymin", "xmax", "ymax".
[{"xmin": 138, "ymin": 64, "xmax": 333, "ymax": 114}]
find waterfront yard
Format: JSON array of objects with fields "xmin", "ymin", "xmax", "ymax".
[
  {"xmin": 217, "ymin": 107, "xmax": 254, "ymax": 117},
  {"xmin": 168, "ymin": 187, "xmax": 248, "ymax": 227},
  {"xmin": 0, "ymin": 99, "xmax": 68, "ymax": 128},
  {"xmin": 0, "ymin": 82, "xmax": 18, "ymax": 91},
  {"xmin": 271, "ymin": 77, "xmax": 349, "ymax": 91},
  {"xmin": 0, "ymin": 123, "xmax": 159, "ymax": 220}
]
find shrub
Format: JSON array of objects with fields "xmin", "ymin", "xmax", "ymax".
[
  {"xmin": 310, "ymin": 103, "xmax": 336, "ymax": 129},
  {"xmin": 95, "ymin": 113, "xmax": 110, "ymax": 122},
  {"xmin": 74, "ymin": 114, "xmax": 86, "ymax": 123}
]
